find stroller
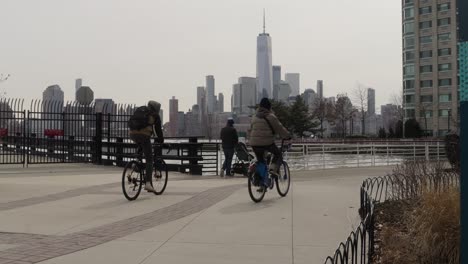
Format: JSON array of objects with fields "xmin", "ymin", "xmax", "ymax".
[{"xmin": 230, "ymin": 142, "xmax": 254, "ymax": 176}]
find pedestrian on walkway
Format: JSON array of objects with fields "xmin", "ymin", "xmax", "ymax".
[{"xmin": 220, "ymin": 118, "xmax": 238, "ymax": 177}]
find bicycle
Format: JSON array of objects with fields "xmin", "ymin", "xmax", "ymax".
[
  {"xmin": 122, "ymin": 144, "xmax": 169, "ymax": 201},
  {"xmin": 247, "ymin": 139, "xmax": 291, "ymax": 203}
]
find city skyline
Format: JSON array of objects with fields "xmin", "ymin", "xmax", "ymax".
[{"xmin": 0, "ymin": 0, "xmax": 403, "ymax": 122}]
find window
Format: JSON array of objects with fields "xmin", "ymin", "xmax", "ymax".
[
  {"xmin": 405, "ymin": 95, "xmax": 415, "ymax": 103},
  {"xmin": 419, "ymin": 21, "xmax": 432, "ymax": 29},
  {"xmin": 438, "ymin": 63, "xmax": 452, "ymax": 71},
  {"xmin": 420, "ymin": 80, "xmax": 433, "ymax": 88},
  {"xmin": 420, "ymin": 110, "xmax": 433, "ymax": 118},
  {"xmin": 438, "ymin": 18, "xmax": 451, "ymax": 26},
  {"xmin": 419, "ymin": 6, "xmax": 432, "ymax": 14},
  {"xmin": 404, "ymin": 37, "xmax": 415, "ymax": 49},
  {"xmin": 404, "ymin": 64, "xmax": 415, "ymax": 76},
  {"xmin": 438, "ymin": 33, "xmax": 451, "ymax": 41},
  {"xmin": 404, "ymin": 0, "xmax": 413, "ymax": 4},
  {"xmin": 404, "ymin": 22, "xmax": 414, "ymax": 34},
  {"xmin": 420, "ymin": 65, "xmax": 432, "ymax": 73},
  {"xmin": 438, "ymin": 3, "xmax": 450, "ymax": 11},
  {"xmin": 420, "ymin": 50, "xmax": 432, "ymax": 58},
  {"xmin": 404, "ymin": 79, "xmax": 415, "ymax": 90},
  {"xmin": 404, "ymin": 7, "xmax": 414, "ymax": 19},
  {"xmin": 420, "ymin": 95, "xmax": 433, "ymax": 103},
  {"xmin": 438, "ymin": 79, "xmax": 452, "ymax": 86},
  {"xmin": 404, "ymin": 51, "xmax": 415, "ymax": 62},
  {"xmin": 439, "ymin": 94, "xmax": 452, "ymax": 102},
  {"xmin": 438, "ymin": 48, "xmax": 451, "ymax": 56},
  {"xmin": 420, "ymin": 35, "xmax": 432, "ymax": 43},
  {"xmin": 439, "ymin": 109, "xmax": 450, "ymax": 117},
  {"xmin": 406, "ymin": 109, "xmax": 415, "ymax": 118}
]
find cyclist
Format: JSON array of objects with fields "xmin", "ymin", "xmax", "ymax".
[
  {"xmin": 128, "ymin": 100, "xmax": 164, "ymax": 192},
  {"xmin": 249, "ymin": 98, "xmax": 291, "ymax": 187}
]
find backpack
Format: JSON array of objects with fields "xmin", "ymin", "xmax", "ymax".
[{"xmin": 128, "ymin": 106, "xmax": 151, "ymax": 130}]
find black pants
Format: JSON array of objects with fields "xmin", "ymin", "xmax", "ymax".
[
  {"xmin": 252, "ymin": 144, "xmax": 282, "ymax": 169},
  {"xmin": 222, "ymin": 148, "xmax": 235, "ymax": 175},
  {"xmin": 130, "ymin": 134, "xmax": 152, "ymax": 183}
]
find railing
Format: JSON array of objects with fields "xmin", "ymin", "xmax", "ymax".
[{"xmin": 324, "ymin": 161, "xmax": 459, "ymax": 263}]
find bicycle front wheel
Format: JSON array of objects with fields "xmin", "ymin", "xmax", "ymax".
[
  {"xmin": 122, "ymin": 160, "xmax": 143, "ymax": 201},
  {"xmin": 248, "ymin": 169, "xmax": 266, "ymax": 203},
  {"xmin": 151, "ymin": 159, "xmax": 168, "ymax": 195},
  {"xmin": 276, "ymin": 161, "xmax": 291, "ymax": 197}
]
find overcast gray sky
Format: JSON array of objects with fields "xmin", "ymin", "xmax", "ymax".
[{"xmin": 0, "ymin": 0, "xmax": 402, "ymax": 120}]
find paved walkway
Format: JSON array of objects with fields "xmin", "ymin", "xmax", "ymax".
[{"xmin": 0, "ymin": 164, "xmax": 395, "ymax": 264}]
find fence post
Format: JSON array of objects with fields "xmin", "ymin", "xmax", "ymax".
[
  {"xmin": 322, "ymin": 144, "xmax": 325, "ymax": 169},
  {"xmin": 357, "ymin": 144, "xmax": 360, "ymax": 167},
  {"xmin": 425, "ymin": 142, "xmax": 429, "ymax": 161},
  {"xmin": 94, "ymin": 113, "xmax": 103, "ymax": 165}
]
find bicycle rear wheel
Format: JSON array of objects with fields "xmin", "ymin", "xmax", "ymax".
[
  {"xmin": 151, "ymin": 159, "xmax": 168, "ymax": 195},
  {"xmin": 248, "ymin": 168, "xmax": 266, "ymax": 203},
  {"xmin": 276, "ymin": 161, "xmax": 291, "ymax": 197},
  {"xmin": 122, "ymin": 161, "xmax": 143, "ymax": 201}
]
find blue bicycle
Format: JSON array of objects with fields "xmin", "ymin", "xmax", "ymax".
[{"xmin": 248, "ymin": 140, "xmax": 291, "ymax": 203}]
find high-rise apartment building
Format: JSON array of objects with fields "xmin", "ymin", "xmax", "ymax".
[
  {"xmin": 402, "ymin": 0, "xmax": 459, "ymax": 136},
  {"xmin": 367, "ymin": 88, "xmax": 376, "ymax": 116},
  {"xmin": 206, "ymin": 75, "xmax": 215, "ymax": 113},
  {"xmin": 256, "ymin": 13, "xmax": 273, "ymax": 101},
  {"xmin": 285, "ymin": 73, "xmax": 300, "ymax": 97}
]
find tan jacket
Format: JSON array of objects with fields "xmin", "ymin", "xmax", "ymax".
[{"xmin": 249, "ymin": 107, "xmax": 290, "ymax": 146}]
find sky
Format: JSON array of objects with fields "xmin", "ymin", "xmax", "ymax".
[{"xmin": 0, "ymin": 0, "xmax": 403, "ymax": 121}]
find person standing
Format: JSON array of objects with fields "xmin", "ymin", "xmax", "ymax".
[{"xmin": 220, "ymin": 118, "xmax": 238, "ymax": 177}]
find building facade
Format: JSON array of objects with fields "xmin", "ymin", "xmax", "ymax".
[
  {"xmin": 317, "ymin": 80, "xmax": 324, "ymax": 99},
  {"xmin": 256, "ymin": 26, "xmax": 273, "ymax": 100},
  {"xmin": 206, "ymin": 75, "xmax": 215, "ymax": 114},
  {"xmin": 285, "ymin": 73, "xmax": 300, "ymax": 97},
  {"xmin": 402, "ymin": 0, "xmax": 459, "ymax": 136},
  {"xmin": 232, "ymin": 77, "xmax": 257, "ymax": 115},
  {"xmin": 169, "ymin": 96, "xmax": 178, "ymax": 137}
]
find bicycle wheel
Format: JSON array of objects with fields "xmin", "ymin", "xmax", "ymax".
[
  {"xmin": 122, "ymin": 160, "xmax": 143, "ymax": 201},
  {"xmin": 151, "ymin": 159, "xmax": 168, "ymax": 195},
  {"xmin": 276, "ymin": 161, "xmax": 291, "ymax": 197},
  {"xmin": 248, "ymin": 168, "xmax": 266, "ymax": 203}
]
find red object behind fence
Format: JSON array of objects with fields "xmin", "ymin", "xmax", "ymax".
[
  {"xmin": 0, "ymin": 128, "xmax": 7, "ymax": 137},
  {"xmin": 44, "ymin": 129, "xmax": 64, "ymax": 137}
]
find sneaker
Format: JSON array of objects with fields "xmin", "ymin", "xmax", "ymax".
[
  {"xmin": 257, "ymin": 186, "xmax": 265, "ymax": 193},
  {"xmin": 220, "ymin": 170, "xmax": 225, "ymax": 177},
  {"xmin": 144, "ymin": 183, "xmax": 155, "ymax": 192}
]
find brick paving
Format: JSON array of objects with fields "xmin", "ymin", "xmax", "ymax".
[{"xmin": 0, "ymin": 184, "xmax": 241, "ymax": 264}]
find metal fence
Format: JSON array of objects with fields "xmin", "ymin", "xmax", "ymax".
[
  {"xmin": 0, "ymin": 99, "xmax": 218, "ymax": 174},
  {"xmin": 324, "ymin": 162, "xmax": 459, "ymax": 263}
]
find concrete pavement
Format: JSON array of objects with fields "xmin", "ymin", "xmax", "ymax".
[{"xmin": 0, "ymin": 164, "xmax": 395, "ymax": 264}]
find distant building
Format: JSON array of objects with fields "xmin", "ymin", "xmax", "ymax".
[
  {"xmin": 76, "ymin": 86, "xmax": 94, "ymax": 105},
  {"xmin": 285, "ymin": 73, "xmax": 300, "ymax": 97},
  {"xmin": 276, "ymin": 81, "xmax": 292, "ymax": 103},
  {"xmin": 75, "ymin": 79, "xmax": 82, "ymax": 92},
  {"xmin": 367, "ymin": 88, "xmax": 376, "ymax": 116},
  {"xmin": 217, "ymin": 93, "xmax": 224, "ymax": 113},
  {"xmin": 272, "ymin": 65, "xmax": 281, "ymax": 100},
  {"xmin": 94, "ymin": 98, "xmax": 115, "ymax": 114},
  {"xmin": 42, "ymin": 85, "xmax": 64, "ymax": 127},
  {"xmin": 317, "ymin": 80, "xmax": 323, "ymax": 99},
  {"xmin": 206, "ymin": 75, "xmax": 215, "ymax": 114},
  {"xmin": 232, "ymin": 77, "xmax": 257, "ymax": 115},
  {"xmin": 169, "ymin": 96, "xmax": 178, "ymax": 137},
  {"xmin": 302, "ymin": 89, "xmax": 317, "ymax": 109},
  {"xmin": 381, "ymin": 104, "xmax": 401, "ymax": 132},
  {"xmin": 256, "ymin": 14, "xmax": 273, "ymax": 100}
]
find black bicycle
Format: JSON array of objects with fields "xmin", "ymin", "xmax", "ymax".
[
  {"xmin": 122, "ymin": 144, "xmax": 169, "ymax": 201},
  {"xmin": 247, "ymin": 140, "xmax": 291, "ymax": 203}
]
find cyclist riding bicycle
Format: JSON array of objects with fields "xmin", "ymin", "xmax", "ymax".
[
  {"xmin": 128, "ymin": 100, "xmax": 164, "ymax": 192},
  {"xmin": 249, "ymin": 98, "xmax": 291, "ymax": 187}
]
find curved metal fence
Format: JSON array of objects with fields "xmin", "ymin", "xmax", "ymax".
[{"xmin": 324, "ymin": 161, "xmax": 459, "ymax": 263}]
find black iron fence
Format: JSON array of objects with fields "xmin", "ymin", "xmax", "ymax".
[
  {"xmin": 0, "ymin": 99, "xmax": 219, "ymax": 175},
  {"xmin": 324, "ymin": 161, "xmax": 459, "ymax": 263}
]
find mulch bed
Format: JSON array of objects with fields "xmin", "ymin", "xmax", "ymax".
[{"xmin": 372, "ymin": 199, "xmax": 421, "ymax": 264}]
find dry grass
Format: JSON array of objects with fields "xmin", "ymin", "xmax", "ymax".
[{"xmin": 408, "ymin": 188, "xmax": 460, "ymax": 264}]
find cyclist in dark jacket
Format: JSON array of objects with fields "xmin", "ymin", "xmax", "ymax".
[
  {"xmin": 220, "ymin": 118, "xmax": 238, "ymax": 177},
  {"xmin": 129, "ymin": 101, "xmax": 164, "ymax": 192}
]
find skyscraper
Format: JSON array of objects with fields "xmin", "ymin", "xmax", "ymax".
[
  {"xmin": 218, "ymin": 93, "xmax": 224, "ymax": 113},
  {"xmin": 272, "ymin": 66, "xmax": 281, "ymax": 100},
  {"xmin": 197, "ymin": 86, "xmax": 205, "ymax": 109},
  {"xmin": 169, "ymin": 96, "xmax": 179, "ymax": 137},
  {"xmin": 256, "ymin": 12, "xmax": 273, "ymax": 101},
  {"xmin": 42, "ymin": 85, "xmax": 64, "ymax": 114},
  {"xmin": 206, "ymin": 75, "xmax": 215, "ymax": 113},
  {"xmin": 367, "ymin": 88, "xmax": 376, "ymax": 116},
  {"xmin": 232, "ymin": 77, "xmax": 256, "ymax": 115},
  {"xmin": 317, "ymin": 80, "xmax": 324, "ymax": 99},
  {"xmin": 285, "ymin": 73, "xmax": 300, "ymax": 96},
  {"xmin": 75, "ymin": 79, "xmax": 82, "ymax": 92},
  {"xmin": 402, "ymin": 0, "xmax": 459, "ymax": 136}
]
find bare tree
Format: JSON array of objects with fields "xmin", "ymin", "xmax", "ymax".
[
  {"xmin": 352, "ymin": 83, "xmax": 368, "ymax": 135},
  {"xmin": 312, "ymin": 98, "xmax": 333, "ymax": 138},
  {"xmin": 335, "ymin": 94, "xmax": 353, "ymax": 138},
  {"xmin": 390, "ymin": 90, "xmax": 404, "ymax": 121}
]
